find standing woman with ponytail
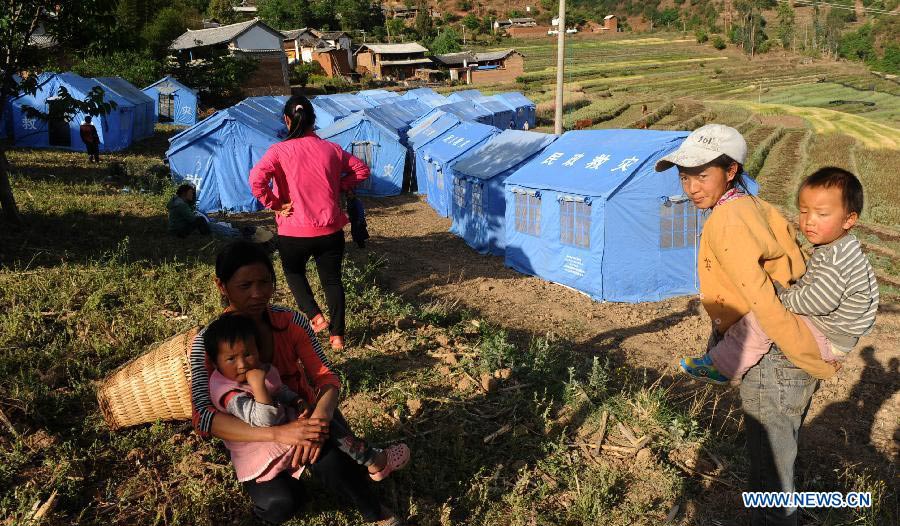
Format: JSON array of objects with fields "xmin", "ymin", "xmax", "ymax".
[{"xmin": 250, "ymin": 96, "xmax": 370, "ymax": 350}]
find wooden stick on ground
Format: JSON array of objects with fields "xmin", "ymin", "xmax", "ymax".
[{"xmin": 592, "ymin": 410, "xmax": 609, "ymax": 455}]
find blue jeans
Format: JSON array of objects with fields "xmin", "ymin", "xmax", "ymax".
[{"xmin": 740, "ymin": 347, "xmax": 819, "ymax": 526}]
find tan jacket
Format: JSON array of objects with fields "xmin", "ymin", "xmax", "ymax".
[{"xmin": 698, "ymin": 196, "xmax": 835, "ymax": 380}]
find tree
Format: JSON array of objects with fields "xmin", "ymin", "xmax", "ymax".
[
  {"xmin": 386, "ymin": 18, "xmax": 406, "ymax": 42},
  {"xmin": 141, "ymin": 6, "xmax": 202, "ymax": 59},
  {"xmin": 415, "ymin": 0, "xmax": 434, "ymax": 40},
  {"xmin": 0, "ymin": 1, "xmax": 118, "ymax": 225},
  {"xmin": 775, "ymin": 2, "xmax": 795, "ymax": 50},
  {"xmin": 257, "ymin": 0, "xmax": 311, "ymax": 29},
  {"xmin": 462, "ymin": 13, "xmax": 481, "ymax": 42},
  {"xmin": 429, "ymin": 27, "xmax": 462, "ymax": 55},
  {"xmin": 207, "ymin": 0, "xmax": 240, "ymax": 24}
]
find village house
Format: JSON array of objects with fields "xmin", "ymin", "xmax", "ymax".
[
  {"xmin": 354, "ymin": 43, "xmax": 433, "ymax": 80},
  {"xmin": 433, "ymin": 49, "xmax": 525, "ymax": 85},
  {"xmin": 281, "ymin": 29, "xmax": 354, "ymax": 79},
  {"xmin": 603, "ymin": 15, "xmax": 618, "ymax": 32},
  {"xmin": 493, "ymin": 17, "xmax": 537, "ymax": 31},
  {"xmin": 170, "ymin": 18, "xmax": 289, "ymax": 93},
  {"xmin": 311, "ymin": 30, "xmax": 354, "ymax": 70}
]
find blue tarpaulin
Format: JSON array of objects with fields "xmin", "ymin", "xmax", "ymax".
[
  {"xmin": 319, "ymin": 93, "xmax": 374, "ymax": 114},
  {"xmin": 142, "ymin": 75, "xmax": 198, "ymax": 126},
  {"xmin": 357, "ymin": 89, "xmax": 401, "ymax": 106},
  {"xmin": 473, "ymin": 96, "xmax": 517, "ymax": 129},
  {"xmin": 96, "ymin": 76, "xmax": 156, "ymax": 141},
  {"xmin": 446, "ymin": 89, "xmax": 483, "ymax": 102},
  {"xmin": 166, "ymin": 104, "xmax": 287, "ymax": 213},
  {"xmin": 318, "ymin": 112, "xmax": 408, "ymax": 197},
  {"xmin": 11, "ymin": 72, "xmax": 137, "ymax": 152},
  {"xmin": 408, "ymin": 110, "xmax": 463, "ymax": 193},
  {"xmin": 450, "ymin": 130, "xmax": 557, "ymax": 256},
  {"xmin": 494, "ymin": 92, "xmax": 536, "ymax": 130},
  {"xmin": 419, "ymin": 121, "xmax": 498, "ymax": 216}
]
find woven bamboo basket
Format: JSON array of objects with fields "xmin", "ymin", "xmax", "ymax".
[{"xmin": 97, "ymin": 327, "xmax": 200, "ymax": 430}]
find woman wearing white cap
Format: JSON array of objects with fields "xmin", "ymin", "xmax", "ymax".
[{"xmin": 655, "ymin": 124, "xmax": 836, "ymax": 526}]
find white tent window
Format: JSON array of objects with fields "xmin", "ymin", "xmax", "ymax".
[
  {"xmin": 514, "ymin": 192, "xmax": 541, "ymax": 236},
  {"xmin": 453, "ymin": 177, "xmax": 466, "ymax": 209},
  {"xmin": 471, "ymin": 183, "xmax": 484, "ymax": 217},
  {"xmin": 351, "ymin": 141, "xmax": 374, "ymax": 190},
  {"xmin": 660, "ymin": 198, "xmax": 699, "ymax": 249},
  {"xmin": 560, "ymin": 200, "xmax": 591, "ymax": 248},
  {"xmin": 436, "ymin": 166, "xmax": 445, "ymax": 190}
]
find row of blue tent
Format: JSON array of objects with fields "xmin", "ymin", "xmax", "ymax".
[
  {"xmin": 166, "ymin": 87, "xmax": 537, "ymax": 209},
  {"xmin": 1, "ymin": 72, "xmax": 197, "ymax": 150}
]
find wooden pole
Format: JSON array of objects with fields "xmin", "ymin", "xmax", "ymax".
[{"xmin": 554, "ymin": 0, "xmax": 566, "ymax": 135}]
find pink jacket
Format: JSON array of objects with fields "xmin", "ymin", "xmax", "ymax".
[
  {"xmin": 209, "ymin": 366, "xmax": 301, "ymax": 482},
  {"xmin": 249, "ymin": 135, "xmax": 370, "ymax": 238}
]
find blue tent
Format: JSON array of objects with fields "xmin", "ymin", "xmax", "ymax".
[
  {"xmin": 419, "ymin": 121, "xmax": 498, "ymax": 216},
  {"xmin": 241, "ymin": 96, "xmax": 288, "ymax": 117},
  {"xmin": 502, "ymin": 129, "xmax": 760, "ymax": 303},
  {"xmin": 438, "ymin": 101, "xmax": 493, "ymax": 126},
  {"xmin": 0, "ymin": 74, "xmax": 21, "ymax": 139},
  {"xmin": 166, "ymin": 105, "xmax": 286, "ymax": 213},
  {"xmin": 407, "ymin": 110, "xmax": 463, "ymax": 194},
  {"xmin": 142, "ymin": 76, "xmax": 198, "ymax": 126},
  {"xmin": 473, "ymin": 96, "xmax": 517, "ymax": 129},
  {"xmin": 365, "ymin": 100, "xmax": 429, "ymax": 140},
  {"xmin": 96, "ymin": 77, "xmax": 155, "ymax": 140},
  {"xmin": 320, "ymin": 93, "xmax": 374, "ymax": 114},
  {"xmin": 450, "ymin": 130, "xmax": 557, "ymax": 256},
  {"xmin": 446, "ymin": 89, "xmax": 483, "ymax": 102},
  {"xmin": 11, "ymin": 72, "xmax": 137, "ymax": 152},
  {"xmin": 310, "ymin": 97, "xmax": 352, "ymax": 128},
  {"xmin": 318, "ymin": 112, "xmax": 408, "ymax": 197},
  {"xmin": 401, "ymin": 87, "xmax": 448, "ymax": 108},
  {"xmin": 495, "ymin": 92, "xmax": 536, "ymax": 130},
  {"xmin": 357, "ymin": 89, "xmax": 401, "ymax": 106}
]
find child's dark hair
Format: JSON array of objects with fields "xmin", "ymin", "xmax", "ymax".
[
  {"xmin": 215, "ymin": 240, "xmax": 276, "ymax": 285},
  {"xmin": 176, "ymin": 183, "xmax": 195, "ymax": 197},
  {"xmin": 799, "ymin": 167, "xmax": 864, "ymax": 215},
  {"xmin": 708, "ymin": 154, "xmax": 750, "ymax": 193},
  {"xmin": 282, "ymin": 95, "xmax": 316, "ymax": 140},
  {"xmin": 203, "ymin": 312, "xmax": 260, "ymax": 362}
]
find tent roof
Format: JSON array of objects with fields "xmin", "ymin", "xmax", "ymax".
[
  {"xmin": 317, "ymin": 112, "xmax": 400, "ymax": 141},
  {"xmin": 439, "ymin": 100, "xmax": 491, "ymax": 122},
  {"xmin": 363, "ymin": 105, "xmax": 410, "ymax": 133},
  {"xmin": 503, "ymin": 129, "xmax": 689, "ymax": 199},
  {"xmin": 453, "ymin": 130, "xmax": 557, "ymax": 180},
  {"xmin": 95, "ymin": 77, "xmax": 154, "ymax": 106},
  {"xmin": 404, "ymin": 87, "xmax": 438, "ymax": 97},
  {"xmin": 167, "ymin": 105, "xmax": 279, "ymax": 156},
  {"xmin": 357, "ymin": 89, "xmax": 394, "ymax": 97},
  {"xmin": 473, "ymin": 96, "xmax": 514, "ymax": 115},
  {"xmin": 310, "ymin": 97, "xmax": 352, "ymax": 120},
  {"xmin": 447, "ymin": 89, "xmax": 483, "ymax": 102},
  {"xmin": 423, "ymin": 121, "xmax": 498, "ymax": 164},
  {"xmin": 321, "ymin": 93, "xmax": 374, "ymax": 113},
  {"xmin": 408, "ymin": 111, "xmax": 462, "ymax": 149},
  {"xmin": 143, "ymin": 75, "xmax": 196, "ymax": 94},
  {"xmin": 50, "ymin": 72, "xmax": 133, "ymax": 108},
  {"xmin": 495, "ymin": 91, "xmax": 534, "ymax": 108}
]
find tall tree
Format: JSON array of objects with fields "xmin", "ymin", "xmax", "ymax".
[
  {"xmin": 415, "ymin": 0, "xmax": 433, "ymax": 40},
  {"xmin": 775, "ymin": 2, "xmax": 795, "ymax": 50},
  {"xmin": 207, "ymin": 0, "xmax": 240, "ymax": 24},
  {"xmin": 257, "ymin": 0, "xmax": 311, "ymax": 30}
]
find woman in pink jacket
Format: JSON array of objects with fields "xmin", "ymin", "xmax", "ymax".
[{"xmin": 250, "ymin": 95, "xmax": 370, "ymax": 350}]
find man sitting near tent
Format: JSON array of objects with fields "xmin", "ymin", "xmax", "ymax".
[
  {"xmin": 167, "ymin": 184, "xmax": 210, "ymax": 238},
  {"xmin": 79, "ymin": 116, "xmax": 100, "ymax": 163}
]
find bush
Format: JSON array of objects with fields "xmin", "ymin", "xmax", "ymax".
[
  {"xmin": 71, "ymin": 51, "xmax": 163, "ymax": 88},
  {"xmin": 290, "ymin": 61, "xmax": 325, "ymax": 87},
  {"xmin": 695, "ymin": 28, "xmax": 708, "ymax": 44},
  {"xmin": 168, "ymin": 54, "xmax": 258, "ymax": 108},
  {"xmin": 712, "ymin": 35, "xmax": 726, "ymax": 50}
]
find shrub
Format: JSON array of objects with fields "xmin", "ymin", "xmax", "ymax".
[
  {"xmin": 71, "ymin": 51, "xmax": 163, "ymax": 88},
  {"xmin": 712, "ymin": 35, "xmax": 726, "ymax": 50},
  {"xmin": 695, "ymin": 28, "xmax": 708, "ymax": 44},
  {"xmin": 290, "ymin": 61, "xmax": 325, "ymax": 87}
]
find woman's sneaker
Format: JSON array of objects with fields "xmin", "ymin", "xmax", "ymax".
[{"xmin": 679, "ymin": 354, "xmax": 728, "ymax": 385}]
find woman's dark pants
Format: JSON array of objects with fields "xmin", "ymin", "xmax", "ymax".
[
  {"xmin": 241, "ymin": 413, "xmax": 382, "ymax": 524},
  {"xmin": 279, "ymin": 231, "xmax": 346, "ymax": 337}
]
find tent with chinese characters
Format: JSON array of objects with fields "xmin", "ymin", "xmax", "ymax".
[
  {"xmin": 503, "ymin": 130, "xmax": 703, "ymax": 302},
  {"xmin": 142, "ymin": 75, "xmax": 198, "ymax": 126},
  {"xmin": 10, "ymin": 72, "xmax": 137, "ymax": 152},
  {"xmin": 418, "ymin": 121, "xmax": 498, "ymax": 216},
  {"xmin": 449, "ymin": 130, "xmax": 557, "ymax": 256},
  {"xmin": 494, "ymin": 92, "xmax": 536, "ymax": 130},
  {"xmin": 166, "ymin": 102, "xmax": 287, "ymax": 213}
]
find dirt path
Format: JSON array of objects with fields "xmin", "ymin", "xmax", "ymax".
[{"xmin": 359, "ymin": 194, "xmax": 899, "ymax": 478}]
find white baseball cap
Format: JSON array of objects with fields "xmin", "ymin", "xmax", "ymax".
[{"xmin": 655, "ymin": 124, "xmax": 748, "ymax": 172}]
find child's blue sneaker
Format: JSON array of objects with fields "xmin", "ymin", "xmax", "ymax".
[{"xmin": 679, "ymin": 354, "xmax": 728, "ymax": 385}]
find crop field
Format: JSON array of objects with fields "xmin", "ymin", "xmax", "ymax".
[{"xmin": 1, "ymin": 32, "xmax": 898, "ymax": 526}]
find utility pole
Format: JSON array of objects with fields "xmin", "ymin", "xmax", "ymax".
[{"xmin": 554, "ymin": 0, "xmax": 566, "ymax": 135}]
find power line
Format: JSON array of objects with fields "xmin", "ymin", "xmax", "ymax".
[{"xmin": 782, "ymin": 0, "xmax": 898, "ymax": 16}]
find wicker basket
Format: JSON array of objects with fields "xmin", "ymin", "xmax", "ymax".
[{"xmin": 97, "ymin": 327, "xmax": 200, "ymax": 430}]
